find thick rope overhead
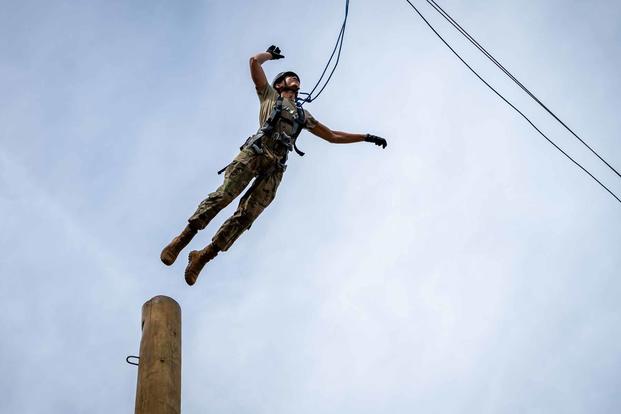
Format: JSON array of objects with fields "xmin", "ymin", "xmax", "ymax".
[
  {"xmin": 403, "ymin": 0, "xmax": 621, "ymax": 205},
  {"xmin": 298, "ymin": 0, "xmax": 350, "ymax": 106},
  {"xmin": 424, "ymin": 0, "xmax": 621, "ymax": 180}
]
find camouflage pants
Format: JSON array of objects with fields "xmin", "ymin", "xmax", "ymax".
[{"xmin": 188, "ymin": 148, "xmax": 284, "ymax": 251}]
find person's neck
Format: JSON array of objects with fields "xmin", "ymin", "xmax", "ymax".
[{"xmin": 280, "ymin": 90, "xmax": 297, "ymax": 101}]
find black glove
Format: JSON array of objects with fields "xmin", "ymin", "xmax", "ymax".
[
  {"xmin": 365, "ymin": 134, "xmax": 387, "ymax": 149},
  {"xmin": 267, "ymin": 45, "xmax": 284, "ymax": 60}
]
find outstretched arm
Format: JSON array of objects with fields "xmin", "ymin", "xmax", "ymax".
[
  {"xmin": 310, "ymin": 121, "xmax": 387, "ymax": 148},
  {"xmin": 309, "ymin": 121, "xmax": 365, "ymax": 144},
  {"xmin": 249, "ymin": 45, "xmax": 284, "ymax": 91}
]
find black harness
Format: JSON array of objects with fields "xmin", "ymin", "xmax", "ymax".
[
  {"xmin": 248, "ymin": 96, "xmax": 306, "ymax": 156},
  {"xmin": 218, "ymin": 97, "xmax": 307, "ymax": 175}
]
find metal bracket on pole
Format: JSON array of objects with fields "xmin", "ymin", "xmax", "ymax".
[{"xmin": 126, "ymin": 355, "xmax": 140, "ymax": 366}]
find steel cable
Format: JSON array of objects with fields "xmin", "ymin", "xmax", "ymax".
[
  {"xmin": 424, "ymin": 0, "xmax": 621, "ymax": 179},
  {"xmin": 403, "ymin": 0, "xmax": 621, "ymax": 204}
]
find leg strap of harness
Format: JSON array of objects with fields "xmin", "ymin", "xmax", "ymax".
[
  {"xmin": 293, "ymin": 142, "xmax": 305, "ymax": 156},
  {"xmin": 217, "ymin": 163, "xmax": 231, "ymax": 175}
]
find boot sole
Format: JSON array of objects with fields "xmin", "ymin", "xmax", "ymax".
[
  {"xmin": 160, "ymin": 248, "xmax": 178, "ymax": 266},
  {"xmin": 185, "ymin": 251, "xmax": 200, "ymax": 286}
]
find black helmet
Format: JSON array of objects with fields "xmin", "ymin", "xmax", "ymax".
[{"xmin": 272, "ymin": 71, "xmax": 300, "ymax": 89}]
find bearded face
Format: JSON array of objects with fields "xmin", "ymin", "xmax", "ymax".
[{"xmin": 276, "ymin": 75, "xmax": 300, "ymax": 93}]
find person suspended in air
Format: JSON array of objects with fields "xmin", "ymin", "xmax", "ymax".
[{"xmin": 160, "ymin": 45, "xmax": 388, "ymax": 286}]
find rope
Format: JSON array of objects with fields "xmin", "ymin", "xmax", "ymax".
[{"xmin": 298, "ymin": 0, "xmax": 350, "ymax": 106}]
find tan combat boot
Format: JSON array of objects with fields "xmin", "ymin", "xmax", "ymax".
[
  {"xmin": 160, "ymin": 225, "xmax": 198, "ymax": 266},
  {"xmin": 184, "ymin": 244, "xmax": 220, "ymax": 286}
]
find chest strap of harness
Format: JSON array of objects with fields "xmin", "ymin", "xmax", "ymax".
[
  {"xmin": 292, "ymin": 105, "xmax": 306, "ymax": 156},
  {"xmin": 223, "ymin": 97, "xmax": 307, "ymax": 174},
  {"xmin": 239, "ymin": 96, "xmax": 284, "ymax": 151},
  {"xmin": 260, "ymin": 96, "xmax": 284, "ymax": 136}
]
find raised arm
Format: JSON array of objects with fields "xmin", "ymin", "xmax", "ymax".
[
  {"xmin": 309, "ymin": 121, "xmax": 388, "ymax": 148},
  {"xmin": 249, "ymin": 45, "xmax": 284, "ymax": 91}
]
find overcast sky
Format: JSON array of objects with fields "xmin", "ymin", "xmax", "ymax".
[{"xmin": 1, "ymin": 0, "xmax": 620, "ymax": 413}]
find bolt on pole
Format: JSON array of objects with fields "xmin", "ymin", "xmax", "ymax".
[{"xmin": 134, "ymin": 296, "xmax": 182, "ymax": 414}]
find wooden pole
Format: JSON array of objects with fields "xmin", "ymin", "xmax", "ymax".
[{"xmin": 134, "ymin": 295, "xmax": 182, "ymax": 414}]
